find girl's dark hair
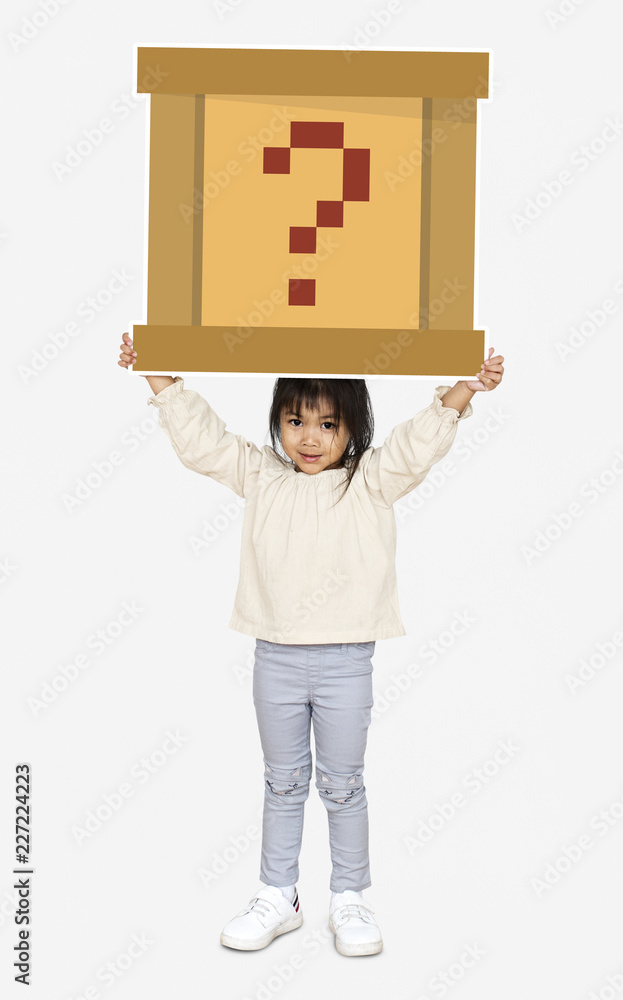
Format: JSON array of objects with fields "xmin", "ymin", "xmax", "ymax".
[{"xmin": 268, "ymin": 378, "xmax": 374, "ymax": 506}]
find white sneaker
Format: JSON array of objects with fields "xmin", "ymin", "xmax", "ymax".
[
  {"xmin": 329, "ymin": 889, "xmax": 383, "ymax": 956},
  {"xmin": 220, "ymin": 885, "xmax": 302, "ymax": 951}
]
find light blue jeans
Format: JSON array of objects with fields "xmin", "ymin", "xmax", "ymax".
[{"xmin": 252, "ymin": 639, "xmax": 375, "ymax": 893}]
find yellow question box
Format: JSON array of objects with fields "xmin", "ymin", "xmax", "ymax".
[{"xmin": 132, "ymin": 47, "xmax": 488, "ymax": 376}]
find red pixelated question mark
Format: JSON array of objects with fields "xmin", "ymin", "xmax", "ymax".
[{"xmin": 263, "ymin": 122, "xmax": 370, "ymax": 306}]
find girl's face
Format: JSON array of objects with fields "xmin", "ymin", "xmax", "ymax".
[{"xmin": 280, "ymin": 398, "xmax": 350, "ymax": 475}]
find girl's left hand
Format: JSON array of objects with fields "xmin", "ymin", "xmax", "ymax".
[{"xmin": 463, "ymin": 347, "xmax": 505, "ymax": 392}]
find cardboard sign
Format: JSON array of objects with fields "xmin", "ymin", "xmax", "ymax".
[{"xmin": 131, "ymin": 46, "xmax": 488, "ymax": 376}]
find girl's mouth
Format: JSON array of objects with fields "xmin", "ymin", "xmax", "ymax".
[{"xmin": 301, "ymin": 454, "xmax": 321, "ymax": 463}]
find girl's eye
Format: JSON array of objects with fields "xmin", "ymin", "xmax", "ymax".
[{"xmin": 288, "ymin": 419, "xmax": 335, "ymax": 430}]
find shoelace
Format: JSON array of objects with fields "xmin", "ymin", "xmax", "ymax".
[
  {"xmin": 332, "ymin": 902, "xmax": 376, "ymax": 926},
  {"xmin": 238, "ymin": 896, "xmax": 278, "ymax": 927}
]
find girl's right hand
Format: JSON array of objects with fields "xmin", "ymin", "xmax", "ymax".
[{"xmin": 118, "ymin": 332, "xmax": 145, "ymax": 375}]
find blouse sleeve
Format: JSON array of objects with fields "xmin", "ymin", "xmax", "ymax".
[
  {"xmin": 147, "ymin": 377, "xmax": 262, "ymax": 499},
  {"xmin": 363, "ymin": 385, "xmax": 473, "ymax": 507}
]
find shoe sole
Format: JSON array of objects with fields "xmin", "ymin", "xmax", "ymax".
[
  {"xmin": 329, "ymin": 916, "xmax": 383, "ymax": 957},
  {"xmin": 220, "ymin": 911, "xmax": 303, "ymax": 951}
]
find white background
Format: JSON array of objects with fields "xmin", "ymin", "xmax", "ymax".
[{"xmin": 2, "ymin": 1, "xmax": 623, "ymax": 998}]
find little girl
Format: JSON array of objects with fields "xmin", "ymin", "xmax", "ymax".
[{"xmin": 118, "ymin": 333, "xmax": 504, "ymax": 957}]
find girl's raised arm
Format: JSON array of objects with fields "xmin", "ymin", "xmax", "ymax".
[
  {"xmin": 363, "ymin": 385, "xmax": 473, "ymax": 507},
  {"xmin": 147, "ymin": 378, "xmax": 262, "ymax": 499},
  {"xmin": 119, "ymin": 333, "xmax": 261, "ymax": 498}
]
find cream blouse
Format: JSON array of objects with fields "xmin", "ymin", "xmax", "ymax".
[{"xmin": 147, "ymin": 378, "xmax": 473, "ymax": 644}]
